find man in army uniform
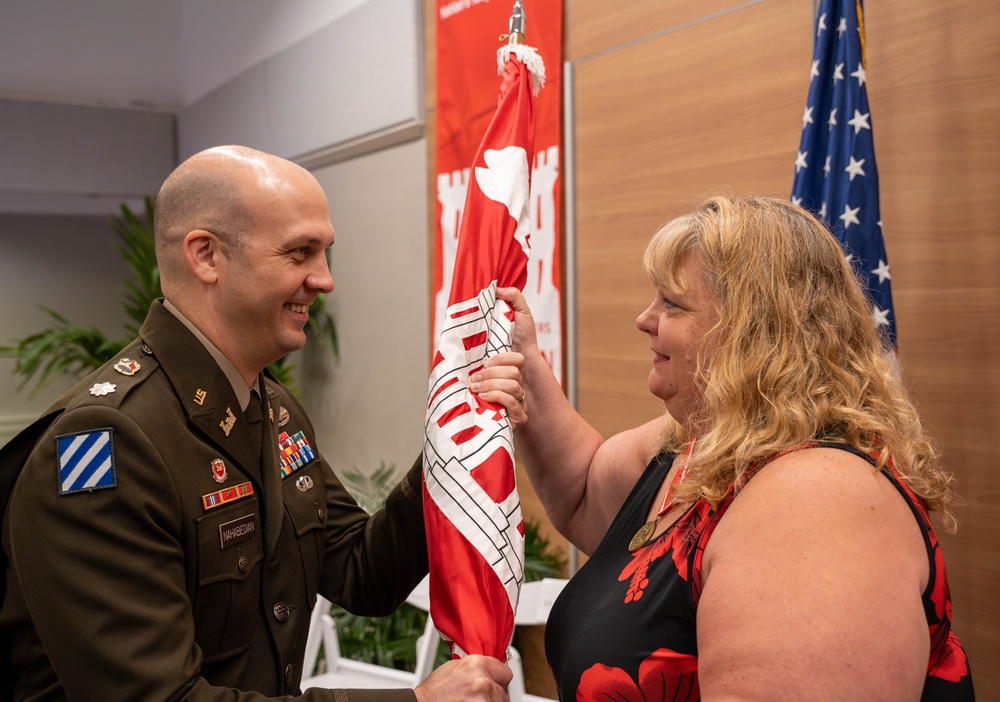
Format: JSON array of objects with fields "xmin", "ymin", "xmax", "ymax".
[{"xmin": 0, "ymin": 146, "xmax": 523, "ymax": 701}]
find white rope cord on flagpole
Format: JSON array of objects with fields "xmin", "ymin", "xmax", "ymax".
[{"xmin": 497, "ymin": 44, "xmax": 546, "ymax": 96}]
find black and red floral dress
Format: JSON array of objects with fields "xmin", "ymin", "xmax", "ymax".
[{"xmin": 544, "ymin": 442, "xmax": 974, "ymax": 701}]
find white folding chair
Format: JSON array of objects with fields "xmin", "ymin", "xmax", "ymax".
[
  {"xmin": 410, "ymin": 575, "xmax": 568, "ymax": 701},
  {"xmin": 301, "ymin": 577, "xmax": 568, "ymax": 698},
  {"xmin": 510, "ymin": 578, "xmax": 568, "ymax": 701},
  {"xmin": 301, "ymin": 588, "xmax": 438, "ymax": 691}
]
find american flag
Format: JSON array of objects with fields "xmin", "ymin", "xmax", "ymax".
[{"xmin": 791, "ymin": 0, "xmax": 896, "ymax": 346}]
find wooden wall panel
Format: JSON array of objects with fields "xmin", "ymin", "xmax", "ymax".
[
  {"xmin": 573, "ymin": 0, "xmax": 812, "ymax": 437},
  {"xmin": 865, "ymin": 0, "xmax": 1000, "ymax": 694},
  {"xmin": 566, "ymin": 0, "xmax": 758, "ymax": 62}
]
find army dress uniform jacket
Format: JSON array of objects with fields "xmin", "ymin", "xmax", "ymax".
[{"xmin": 0, "ymin": 301, "xmax": 428, "ymax": 701}]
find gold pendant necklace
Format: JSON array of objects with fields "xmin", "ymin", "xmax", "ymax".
[
  {"xmin": 628, "ymin": 519, "xmax": 659, "ymax": 552},
  {"xmin": 628, "ymin": 439, "xmax": 695, "ymax": 553}
]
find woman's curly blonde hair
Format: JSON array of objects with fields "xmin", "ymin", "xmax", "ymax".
[{"xmin": 646, "ymin": 194, "xmax": 957, "ymax": 529}]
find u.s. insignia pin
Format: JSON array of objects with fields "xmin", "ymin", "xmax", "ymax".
[{"xmin": 211, "ymin": 458, "xmax": 227, "ymax": 483}]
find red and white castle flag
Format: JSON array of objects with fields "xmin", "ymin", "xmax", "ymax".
[
  {"xmin": 433, "ymin": 0, "xmax": 563, "ymax": 385},
  {"xmin": 423, "ymin": 14, "xmax": 544, "ymax": 661}
]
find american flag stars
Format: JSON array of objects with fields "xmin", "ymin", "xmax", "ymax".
[{"xmin": 791, "ymin": 0, "xmax": 898, "ymax": 346}]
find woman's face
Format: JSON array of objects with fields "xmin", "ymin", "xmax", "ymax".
[{"xmin": 635, "ymin": 252, "xmax": 719, "ymax": 429}]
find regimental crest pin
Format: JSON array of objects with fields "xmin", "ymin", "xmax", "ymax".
[
  {"xmin": 211, "ymin": 458, "xmax": 227, "ymax": 483},
  {"xmin": 278, "ymin": 407, "xmax": 290, "ymax": 427},
  {"xmin": 220, "ymin": 407, "xmax": 236, "ymax": 436},
  {"xmin": 89, "ymin": 382, "xmax": 116, "ymax": 397},
  {"xmin": 113, "ymin": 358, "xmax": 141, "ymax": 376}
]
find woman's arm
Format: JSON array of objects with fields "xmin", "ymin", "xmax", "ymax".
[
  {"xmin": 493, "ymin": 287, "xmax": 664, "ymax": 554},
  {"xmin": 696, "ymin": 447, "xmax": 930, "ymax": 700}
]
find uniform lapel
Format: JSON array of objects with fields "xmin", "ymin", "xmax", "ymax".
[
  {"xmin": 258, "ymin": 381, "xmax": 284, "ymax": 554},
  {"xmin": 138, "ymin": 302, "xmax": 263, "ymax": 480}
]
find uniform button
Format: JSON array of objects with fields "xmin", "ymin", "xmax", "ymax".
[
  {"xmin": 284, "ymin": 663, "xmax": 296, "ymax": 684},
  {"xmin": 273, "ymin": 602, "xmax": 290, "ymax": 622},
  {"xmin": 317, "ymin": 508, "xmax": 325, "ymax": 521},
  {"xmin": 269, "ymin": 548, "xmax": 279, "ymax": 562},
  {"xmin": 238, "ymin": 556, "xmax": 250, "ymax": 573}
]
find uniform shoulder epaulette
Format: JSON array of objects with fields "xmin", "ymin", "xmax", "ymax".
[{"xmin": 63, "ymin": 340, "xmax": 161, "ymax": 413}]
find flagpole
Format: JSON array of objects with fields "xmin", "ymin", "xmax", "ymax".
[
  {"xmin": 562, "ymin": 58, "xmax": 579, "ymax": 576},
  {"xmin": 507, "ymin": 0, "xmax": 524, "ymax": 44}
]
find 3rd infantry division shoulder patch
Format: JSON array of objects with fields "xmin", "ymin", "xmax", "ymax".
[{"xmin": 56, "ymin": 429, "xmax": 117, "ymax": 495}]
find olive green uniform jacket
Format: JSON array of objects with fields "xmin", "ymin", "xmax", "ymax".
[{"xmin": 0, "ymin": 301, "xmax": 427, "ymax": 701}]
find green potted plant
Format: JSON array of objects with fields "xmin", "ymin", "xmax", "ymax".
[{"xmin": 0, "ymin": 197, "xmax": 338, "ymax": 395}]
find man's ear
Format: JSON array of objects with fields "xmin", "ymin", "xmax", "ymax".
[{"xmin": 183, "ymin": 229, "xmax": 222, "ymax": 284}]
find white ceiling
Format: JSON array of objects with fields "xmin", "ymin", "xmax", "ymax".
[{"xmin": 0, "ymin": 0, "xmax": 370, "ymax": 112}]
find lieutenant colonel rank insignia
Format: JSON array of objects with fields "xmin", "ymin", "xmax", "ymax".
[
  {"xmin": 57, "ymin": 429, "xmax": 117, "ymax": 495},
  {"xmin": 278, "ymin": 431, "xmax": 316, "ymax": 478}
]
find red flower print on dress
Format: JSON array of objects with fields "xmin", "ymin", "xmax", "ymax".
[
  {"xmin": 619, "ymin": 506, "xmax": 707, "ymax": 603},
  {"xmin": 928, "ymin": 632, "xmax": 969, "ymax": 684},
  {"xmin": 577, "ymin": 648, "xmax": 699, "ymax": 702}
]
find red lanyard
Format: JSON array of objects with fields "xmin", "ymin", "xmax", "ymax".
[{"xmin": 655, "ymin": 438, "xmax": 695, "ymax": 517}]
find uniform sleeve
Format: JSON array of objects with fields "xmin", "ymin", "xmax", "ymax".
[
  {"xmin": 5, "ymin": 405, "xmax": 348, "ymax": 702},
  {"xmin": 318, "ymin": 453, "xmax": 429, "ymax": 615}
]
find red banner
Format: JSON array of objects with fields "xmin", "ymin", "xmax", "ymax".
[{"xmin": 434, "ymin": 0, "xmax": 564, "ymax": 385}]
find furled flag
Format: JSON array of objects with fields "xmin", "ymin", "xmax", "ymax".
[
  {"xmin": 791, "ymin": 0, "xmax": 897, "ymax": 346},
  {"xmin": 422, "ymin": 0, "xmax": 544, "ymax": 662}
]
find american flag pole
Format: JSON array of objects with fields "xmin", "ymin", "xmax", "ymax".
[{"xmin": 791, "ymin": 0, "xmax": 897, "ymax": 347}]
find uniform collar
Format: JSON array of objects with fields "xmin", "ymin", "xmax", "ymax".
[
  {"xmin": 162, "ymin": 298, "xmax": 259, "ymax": 411},
  {"xmin": 140, "ymin": 300, "xmax": 264, "ymax": 474}
]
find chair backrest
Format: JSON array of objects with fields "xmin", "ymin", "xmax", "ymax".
[
  {"xmin": 302, "ymin": 577, "xmax": 567, "ymax": 695},
  {"xmin": 303, "ymin": 582, "xmax": 440, "ymax": 687},
  {"xmin": 411, "ymin": 611, "xmax": 441, "ymax": 683},
  {"xmin": 405, "ymin": 576, "xmax": 441, "ymax": 683},
  {"xmin": 302, "ymin": 595, "xmax": 335, "ymax": 678},
  {"xmin": 514, "ymin": 578, "xmax": 568, "ymax": 626}
]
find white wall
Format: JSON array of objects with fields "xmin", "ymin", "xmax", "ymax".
[
  {"xmin": 0, "ymin": 213, "xmax": 130, "ymax": 442},
  {"xmin": 178, "ymin": 0, "xmax": 371, "ymax": 106},
  {"xmin": 301, "ymin": 137, "xmax": 429, "ymax": 480},
  {"xmin": 0, "ymin": 0, "xmax": 430, "ymax": 486}
]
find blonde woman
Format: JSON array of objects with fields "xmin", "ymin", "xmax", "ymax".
[{"xmin": 495, "ymin": 195, "xmax": 973, "ymax": 700}]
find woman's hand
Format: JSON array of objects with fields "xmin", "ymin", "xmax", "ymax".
[
  {"xmin": 471, "ymin": 351, "xmax": 527, "ymax": 429},
  {"xmin": 496, "ymin": 286, "xmax": 539, "ymax": 358}
]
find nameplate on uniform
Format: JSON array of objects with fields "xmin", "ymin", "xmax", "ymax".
[
  {"xmin": 202, "ymin": 481, "xmax": 254, "ymax": 510},
  {"xmin": 219, "ymin": 513, "xmax": 257, "ymax": 549}
]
